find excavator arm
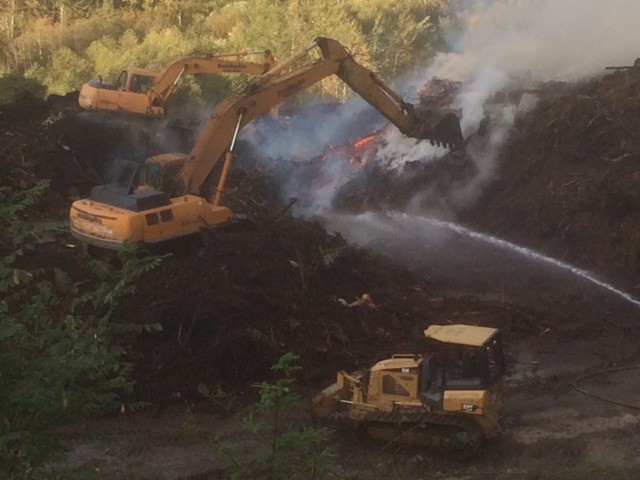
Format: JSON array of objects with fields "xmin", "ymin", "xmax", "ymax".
[
  {"xmin": 147, "ymin": 52, "xmax": 272, "ymax": 108},
  {"xmin": 178, "ymin": 37, "xmax": 463, "ymax": 195},
  {"xmin": 69, "ymin": 38, "xmax": 464, "ymax": 248}
]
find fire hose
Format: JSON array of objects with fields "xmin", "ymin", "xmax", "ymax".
[{"xmin": 573, "ymin": 365, "xmax": 640, "ymax": 410}]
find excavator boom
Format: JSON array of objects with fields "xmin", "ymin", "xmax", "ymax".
[
  {"xmin": 147, "ymin": 53, "xmax": 270, "ymax": 109},
  {"xmin": 70, "ymin": 37, "xmax": 464, "ymax": 249},
  {"xmin": 178, "ymin": 37, "xmax": 463, "ymax": 195},
  {"xmin": 78, "ymin": 51, "xmax": 271, "ymax": 116}
]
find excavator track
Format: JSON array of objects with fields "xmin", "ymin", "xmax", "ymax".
[{"xmin": 360, "ymin": 413, "xmax": 485, "ymax": 452}]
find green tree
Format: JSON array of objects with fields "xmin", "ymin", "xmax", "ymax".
[
  {"xmin": 3, "ymin": 0, "xmax": 452, "ymax": 104},
  {"xmin": 352, "ymin": 0, "xmax": 448, "ymax": 77},
  {"xmin": 26, "ymin": 45, "xmax": 92, "ymax": 94},
  {"xmin": 0, "ymin": 182, "xmax": 163, "ymax": 478}
]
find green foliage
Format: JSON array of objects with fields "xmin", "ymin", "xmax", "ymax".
[
  {"xmin": 0, "ymin": 180, "xmax": 60, "ymax": 248},
  {"xmin": 0, "ymin": 183, "xmax": 163, "ymax": 478},
  {"xmin": 26, "ymin": 46, "xmax": 93, "ymax": 95},
  {"xmin": 204, "ymin": 352, "xmax": 336, "ymax": 480},
  {"xmin": 0, "ymin": 74, "xmax": 46, "ymax": 104},
  {"xmin": 1, "ymin": 0, "xmax": 451, "ymax": 101},
  {"xmin": 353, "ymin": 0, "xmax": 448, "ymax": 77}
]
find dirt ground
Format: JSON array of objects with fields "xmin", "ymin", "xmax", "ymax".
[{"xmin": 3, "ymin": 67, "xmax": 640, "ymax": 478}]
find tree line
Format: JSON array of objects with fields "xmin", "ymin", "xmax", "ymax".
[{"xmin": 0, "ymin": 0, "xmax": 454, "ymax": 101}]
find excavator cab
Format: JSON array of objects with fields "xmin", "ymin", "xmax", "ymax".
[
  {"xmin": 79, "ymin": 67, "xmax": 160, "ymax": 114},
  {"xmin": 128, "ymin": 70, "xmax": 155, "ymax": 94}
]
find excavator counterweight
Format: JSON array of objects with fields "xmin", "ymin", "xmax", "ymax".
[{"xmin": 70, "ymin": 37, "xmax": 464, "ymax": 249}]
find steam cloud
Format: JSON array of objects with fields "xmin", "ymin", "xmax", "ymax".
[{"xmin": 241, "ymin": 0, "xmax": 639, "ymax": 217}]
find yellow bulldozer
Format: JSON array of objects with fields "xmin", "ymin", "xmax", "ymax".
[
  {"xmin": 313, "ymin": 324, "xmax": 505, "ymax": 450},
  {"xmin": 78, "ymin": 51, "xmax": 272, "ymax": 116}
]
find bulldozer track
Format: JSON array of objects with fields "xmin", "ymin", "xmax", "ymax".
[{"xmin": 363, "ymin": 413, "xmax": 485, "ymax": 452}]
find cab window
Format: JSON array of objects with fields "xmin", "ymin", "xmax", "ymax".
[
  {"xmin": 486, "ymin": 337, "xmax": 505, "ymax": 384},
  {"xmin": 116, "ymin": 70, "xmax": 128, "ymax": 90},
  {"xmin": 382, "ymin": 374, "xmax": 410, "ymax": 397},
  {"xmin": 144, "ymin": 164, "xmax": 162, "ymax": 191},
  {"xmin": 145, "ymin": 213, "xmax": 159, "ymax": 226},
  {"xmin": 445, "ymin": 344, "xmax": 485, "ymax": 390},
  {"xmin": 129, "ymin": 74, "xmax": 154, "ymax": 93}
]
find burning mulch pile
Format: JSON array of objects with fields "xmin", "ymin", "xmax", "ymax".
[
  {"xmin": 1, "ymin": 94, "xmax": 542, "ymax": 403},
  {"xmin": 4, "ymin": 92, "xmax": 604, "ymax": 405},
  {"xmin": 461, "ymin": 67, "xmax": 640, "ymax": 286}
]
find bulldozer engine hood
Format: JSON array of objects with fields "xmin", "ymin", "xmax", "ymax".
[{"xmin": 371, "ymin": 354, "xmax": 422, "ymax": 373}]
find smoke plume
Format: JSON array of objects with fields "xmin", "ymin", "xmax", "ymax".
[
  {"xmin": 241, "ymin": 0, "xmax": 640, "ymax": 217},
  {"xmin": 437, "ymin": 0, "xmax": 640, "ymax": 83}
]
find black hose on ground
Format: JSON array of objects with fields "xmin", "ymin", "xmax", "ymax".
[{"xmin": 573, "ymin": 366, "xmax": 640, "ymax": 410}]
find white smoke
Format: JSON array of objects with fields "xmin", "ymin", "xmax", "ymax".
[
  {"xmin": 436, "ymin": 0, "xmax": 640, "ymax": 83},
  {"xmin": 375, "ymin": 128, "xmax": 449, "ymax": 167},
  {"xmin": 240, "ymin": 0, "xmax": 639, "ymax": 216},
  {"xmin": 380, "ymin": 0, "xmax": 640, "ymax": 210},
  {"xmin": 240, "ymin": 99, "xmax": 383, "ymax": 160}
]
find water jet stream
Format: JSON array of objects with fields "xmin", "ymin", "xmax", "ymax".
[{"xmin": 328, "ymin": 212, "xmax": 640, "ymax": 309}]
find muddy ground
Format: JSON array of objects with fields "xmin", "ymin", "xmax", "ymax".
[{"xmin": 2, "ymin": 67, "xmax": 640, "ymax": 479}]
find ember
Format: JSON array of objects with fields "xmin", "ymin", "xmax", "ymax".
[{"xmin": 321, "ymin": 130, "xmax": 382, "ymax": 167}]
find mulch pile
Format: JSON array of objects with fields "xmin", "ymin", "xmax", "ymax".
[
  {"xmin": 0, "ymin": 91, "xmax": 596, "ymax": 403},
  {"xmin": 461, "ymin": 66, "xmax": 640, "ymax": 286}
]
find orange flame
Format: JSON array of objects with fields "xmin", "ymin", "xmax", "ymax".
[
  {"xmin": 321, "ymin": 131, "xmax": 381, "ymax": 168},
  {"xmin": 353, "ymin": 134, "xmax": 376, "ymax": 148}
]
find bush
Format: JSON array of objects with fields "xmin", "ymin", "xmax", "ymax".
[
  {"xmin": 201, "ymin": 353, "xmax": 336, "ymax": 480},
  {"xmin": 0, "ymin": 182, "xmax": 163, "ymax": 478}
]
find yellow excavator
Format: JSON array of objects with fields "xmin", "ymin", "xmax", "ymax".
[
  {"xmin": 69, "ymin": 37, "xmax": 464, "ymax": 249},
  {"xmin": 313, "ymin": 324, "xmax": 505, "ymax": 450},
  {"xmin": 78, "ymin": 51, "xmax": 272, "ymax": 116}
]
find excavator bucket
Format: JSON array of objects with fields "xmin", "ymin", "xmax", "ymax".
[{"xmin": 418, "ymin": 111, "xmax": 465, "ymax": 151}]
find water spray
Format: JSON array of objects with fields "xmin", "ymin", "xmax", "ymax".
[{"xmin": 328, "ymin": 212, "xmax": 640, "ymax": 309}]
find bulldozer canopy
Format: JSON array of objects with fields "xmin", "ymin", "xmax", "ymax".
[{"xmin": 424, "ymin": 324, "xmax": 498, "ymax": 347}]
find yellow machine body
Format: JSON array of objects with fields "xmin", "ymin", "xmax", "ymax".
[
  {"xmin": 69, "ymin": 194, "xmax": 231, "ymax": 249},
  {"xmin": 70, "ymin": 38, "xmax": 463, "ymax": 250},
  {"xmin": 424, "ymin": 324, "xmax": 498, "ymax": 346},
  {"xmin": 78, "ymin": 54, "xmax": 269, "ymax": 117},
  {"xmin": 343, "ymin": 355, "xmax": 502, "ymax": 439},
  {"xmin": 79, "ymin": 68, "xmax": 162, "ymax": 115},
  {"xmin": 313, "ymin": 324, "xmax": 505, "ymax": 447}
]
